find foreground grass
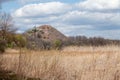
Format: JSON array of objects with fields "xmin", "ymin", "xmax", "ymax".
[{"xmin": 1, "ymin": 45, "xmax": 120, "ymax": 80}]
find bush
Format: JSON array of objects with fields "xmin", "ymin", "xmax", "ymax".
[
  {"xmin": 53, "ymin": 40, "xmax": 62, "ymax": 50},
  {"xmin": 0, "ymin": 39, "xmax": 7, "ymax": 53},
  {"xmin": 7, "ymin": 42, "xmax": 15, "ymax": 48},
  {"xmin": 26, "ymin": 36, "xmax": 51, "ymax": 50},
  {"xmin": 14, "ymin": 35, "xmax": 27, "ymax": 48}
]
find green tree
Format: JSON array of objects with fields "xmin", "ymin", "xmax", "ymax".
[
  {"xmin": 54, "ymin": 40, "xmax": 62, "ymax": 50},
  {"xmin": 14, "ymin": 34, "xmax": 26, "ymax": 48}
]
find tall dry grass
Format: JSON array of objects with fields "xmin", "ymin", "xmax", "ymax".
[{"xmin": 1, "ymin": 45, "xmax": 120, "ymax": 80}]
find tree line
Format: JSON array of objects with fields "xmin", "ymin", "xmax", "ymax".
[
  {"xmin": 25, "ymin": 35, "xmax": 120, "ymax": 50},
  {"xmin": 65, "ymin": 36, "xmax": 120, "ymax": 46}
]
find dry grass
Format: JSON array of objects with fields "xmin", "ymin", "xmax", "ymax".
[{"xmin": 1, "ymin": 45, "xmax": 120, "ymax": 80}]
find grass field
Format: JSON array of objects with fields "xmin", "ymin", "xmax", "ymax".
[{"xmin": 0, "ymin": 45, "xmax": 120, "ymax": 80}]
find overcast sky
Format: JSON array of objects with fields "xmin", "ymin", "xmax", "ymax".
[{"xmin": 1, "ymin": 0, "xmax": 120, "ymax": 39}]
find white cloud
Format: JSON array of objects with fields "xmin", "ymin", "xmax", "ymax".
[
  {"xmin": 77, "ymin": 0, "xmax": 120, "ymax": 10},
  {"xmin": 13, "ymin": 2, "xmax": 72, "ymax": 17},
  {"xmin": 61, "ymin": 10, "xmax": 120, "ymax": 26},
  {"xmin": 13, "ymin": 1, "xmax": 120, "ymax": 39},
  {"xmin": 16, "ymin": 30, "xmax": 24, "ymax": 33}
]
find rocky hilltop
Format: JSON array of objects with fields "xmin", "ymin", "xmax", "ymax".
[{"xmin": 25, "ymin": 25, "xmax": 68, "ymax": 42}]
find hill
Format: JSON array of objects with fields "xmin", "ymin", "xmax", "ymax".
[{"xmin": 25, "ymin": 25, "xmax": 68, "ymax": 42}]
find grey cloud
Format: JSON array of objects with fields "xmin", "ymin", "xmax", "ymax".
[{"xmin": 61, "ymin": 11, "xmax": 120, "ymax": 26}]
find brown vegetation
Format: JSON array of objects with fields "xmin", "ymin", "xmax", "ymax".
[{"xmin": 0, "ymin": 46, "xmax": 120, "ymax": 80}]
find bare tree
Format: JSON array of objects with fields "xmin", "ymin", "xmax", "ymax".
[{"xmin": 0, "ymin": 12, "xmax": 16, "ymax": 40}]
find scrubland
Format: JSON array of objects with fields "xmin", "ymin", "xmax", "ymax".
[{"xmin": 0, "ymin": 45, "xmax": 120, "ymax": 80}]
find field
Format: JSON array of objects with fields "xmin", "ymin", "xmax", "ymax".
[{"xmin": 0, "ymin": 45, "xmax": 120, "ymax": 80}]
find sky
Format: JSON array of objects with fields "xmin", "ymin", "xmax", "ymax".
[{"xmin": 0, "ymin": 0, "xmax": 120, "ymax": 39}]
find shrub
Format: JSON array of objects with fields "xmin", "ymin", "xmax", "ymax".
[
  {"xmin": 7, "ymin": 42, "xmax": 15, "ymax": 48},
  {"xmin": 14, "ymin": 35, "xmax": 27, "ymax": 48},
  {"xmin": 0, "ymin": 39, "xmax": 7, "ymax": 53},
  {"xmin": 26, "ymin": 36, "xmax": 51, "ymax": 50},
  {"xmin": 53, "ymin": 40, "xmax": 62, "ymax": 50}
]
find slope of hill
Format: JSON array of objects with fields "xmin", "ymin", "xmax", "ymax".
[{"xmin": 25, "ymin": 25, "xmax": 68, "ymax": 42}]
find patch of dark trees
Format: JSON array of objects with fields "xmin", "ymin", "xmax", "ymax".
[
  {"xmin": 26, "ymin": 35, "xmax": 120, "ymax": 50},
  {"xmin": 66, "ymin": 36, "xmax": 120, "ymax": 46}
]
